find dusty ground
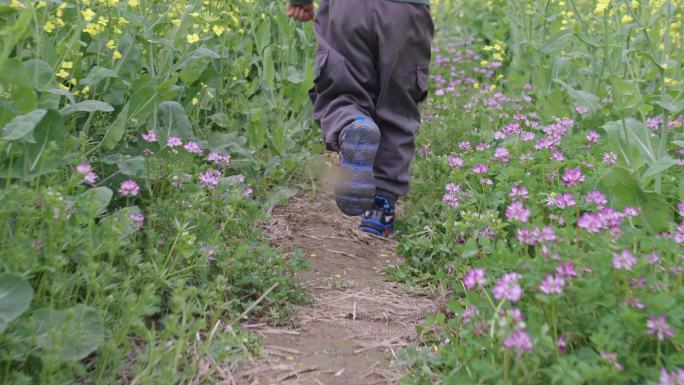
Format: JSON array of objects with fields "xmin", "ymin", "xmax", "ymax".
[{"xmin": 230, "ymin": 168, "xmax": 443, "ymax": 385}]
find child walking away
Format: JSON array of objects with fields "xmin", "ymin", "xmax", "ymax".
[{"xmin": 287, "ymin": 0, "xmax": 434, "ymax": 237}]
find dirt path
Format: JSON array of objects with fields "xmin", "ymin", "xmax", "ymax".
[{"xmin": 233, "ymin": 169, "xmax": 441, "ymax": 384}]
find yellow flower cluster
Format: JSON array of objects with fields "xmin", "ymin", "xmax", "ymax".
[{"xmin": 483, "ymin": 42, "xmax": 505, "ymax": 62}]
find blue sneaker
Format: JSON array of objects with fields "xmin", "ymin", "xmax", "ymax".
[
  {"xmin": 335, "ymin": 116, "xmax": 380, "ymax": 216},
  {"xmin": 359, "ymin": 195, "xmax": 395, "ymax": 237}
]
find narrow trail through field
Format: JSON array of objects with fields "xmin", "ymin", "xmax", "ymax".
[{"xmin": 234, "ymin": 166, "xmax": 442, "ymax": 384}]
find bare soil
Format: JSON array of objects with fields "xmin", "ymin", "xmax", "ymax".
[{"xmin": 231, "ymin": 167, "xmax": 443, "ymax": 385}]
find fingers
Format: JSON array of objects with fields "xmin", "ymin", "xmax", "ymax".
[{"xmin": 286, "ymin": 4, "xmax": 314, "ymax": 22}]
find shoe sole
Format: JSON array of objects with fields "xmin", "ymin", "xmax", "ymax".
[
  {"xmin": 359, "ymin": 225, "xmax": 392, "ymax": 237},
  {"xmin": 336, "ymin": 119, "xmax": 380, "ymax": 216}
]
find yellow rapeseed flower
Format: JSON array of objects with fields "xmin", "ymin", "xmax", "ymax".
[
  {"xmin": 128, "ymin": 0, "xmax": 139, "ymax": 6},
  {"xmin": 82, "ymin": 9, "xmax": 96, "ymax": 22},
  {"xmin": 594, "ymin": 0, "xmax": 610, "ymax": 15},
  {"xmin": 61, "ymin": 61, "xmax": 74, "ymax": 69},
  {"xmin": 212, "ymin": 25, "xmax": 225, "ymax": 36},
  {"xmin": 10, "ymin": 0, "xmax": 24, "ymax": 9},
  {"xmin": 57, "ymin": 69, "xmax": 69, "ymax": 79},
  {"xmin": 44, "ymin": 21, "xmax": 56, "ymax": 33},
  {"xmin": 113, "ymin": 50, "xmax": 122, "ymax": 60},
  {"xmin": 106, "ymin": 40, "xmax": 116, "ymax": 50},
  {"xmin": 192, "ymin": 97, "xmax": 199, "ymax": 105},
  {"xmin": 187, "ymin": 33, "xmax": 200, "ymax": 44},
  {"xmin": 171, "ymin": 19, "xmax": 181, "ymax": 27},
  {"xmin": 36, "ymin": 1, "xmax": 47, "ymax": 8},
  {"xmin": 621, "ymin": 14, "xmax": 633, "ymax": 24}
]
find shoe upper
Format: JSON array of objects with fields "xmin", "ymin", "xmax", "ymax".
[{"xmin": 359, "ymin": 195, "xmax": 395, "ymax": 237}]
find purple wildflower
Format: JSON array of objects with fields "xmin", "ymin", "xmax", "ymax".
[
  {"xmin": 551, "ymin": 151, "xmax": 565, "ymax": 161},
  {"xmin": 463, "ymin": 268, "xmax": 487, "ymax": 290},
  {"xmin": 83, "ymin": 172, "xmax": 98, "ymax": 185},
  {"xmin": 243, "ymin": 188, "xmax": 253, "ymax": 198},
  {"xmin": 575, "ymin": 106, "xmax": 589, "ymax": 114},
  {"xmin": 585, "ymin": 190, "xmax": 608, "ymax": 207},
  {"xmin": 612, "ymin": 250, "xmax": 637, "ymax": 270},
  {"xmin": 141, "ymin": 130, "xmax": 158, "ymax": 142},
  {"xmin": 129, "ymin": 212, "xmax": 144, "ymax": 230},
  {"xmin": 556, "ymin": 262, "xmax": 577, "ymax": 279},
  {"xmin": 678, "ymin": 201, "xmax": 684, "ymax": 216},
  {"xmin": 628, "ymin": 296, "xmax": 647, "ymax": 310},
  {"xmin": 553, "ymin": 192, "xmax": 576, "ymax": 209},
  {"xmin": 603, "ymin": 152, "xmax": 617, "ymax": 165},
  {"xmin": 119, "ymin": 180, "xmax": 140, "ymax": 197},
  {"xmin": 493, "ymin": 272, "xmax": 523, "ymax": 302},
  {"xmin": 658, "ymin": 368, "xmax": 684, "ymax": 385},
  {"xmin": 506, "ymin": 201, "xmax": 531, "ymax": 223},
  {"xmin": 539, "ymin": 274, "xmax": 565, "ymax": 295},
  {"xmin": 503, "ymin": 329, "xmax": 533, "ymax": 352},
  {"xmin": 472, "ymin": 164, "xmax": 488, "ymax": 174},
  {"xmin": 166, "ymin": 136, "xmax": 183, "ymax": 148},
  {"xmin": 509, "ymin": 184, "xmax": 529, "ymax": 200},
  {"xmin": 586, "ymin": 130, "xmax": 600, "ymax": 143},
  {"xmin": 462, "ymin": 305, "xmax": 479, "ymax": 322},
  {"xmin": 557, "ymin": 335, "xmax": 566, "ymax": 352},
  {"xmin": 199, "ymin": 169, "xmax": 222, "ymax": 189},
  {"xmin": 183, "ymin": 140, "xmax": 203, "ymax": 154},
  {"xmin": 207, "ymin": 151, "xmax": 231, "ymax": 168},
  {"xmin": 647, "ymin": 315, "xmax": 676, "ymax": 340},
  {"xmin": 448, "ymin": 154, "xmax": 464, "ymax": 168},
  {"xmin": 561, "ymin": 167, "xmax": 585, "ymax": 186},
  {"xmin": 76, "ymin": 163, "xmax": 92, "ymax": 174},
  {"xmin": 494, "ymin": 147, "xmax": 510, "ymax": 163},
  {"xmin": 623, "ymin": 206, "xmax": 641, "ymax": 217},
  {"xmin": 600, "ymin": 351, "xmax": 624, "ymax": 371},
  {"xmin": 577, "ymin": 212, "xmax": 604, "ymax": 233}
]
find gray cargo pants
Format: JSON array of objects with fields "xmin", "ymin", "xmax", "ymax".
[{"xmin": 309, "ymin": 0, "xmax": 434, "ymax": 200}]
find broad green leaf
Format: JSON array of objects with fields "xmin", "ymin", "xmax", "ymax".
[
  {"xmin": 157, "ymin": 101, "xmax": 194, "ymax": 142},
  {"xmin": 100, "ymin": 206, "xmax": 142, "ymax": 238},
  {"xmin": 60, "ymin": 100, "xmax": 114, "ymax": 115},
  {"xmin": 78, "ymin": 187, "xmax": 113, "ymax": 216},
  {"xmin": 602, "ymin": 118, "xmax": 657, "ymax": 164},
  {"xmin": 655, "ymin": 96, "xmax": 684, "ymax": 114},
  {"xmin": 599, "ymin": 167, "xmax": 642, "ymax": 208},
  {"xmin": 255, "ymin": 20, "xmax": 271, "ymax": 56},
  {"xmin": 542, "ymin": 30, "xmax": 573, "ymax": 53},
  {"xmin": 641, "ymin": 156, "xmax": 678, "ymax": 182},
  {"xmin": 101, "ymin": 103, "xmax": 129, "ymax": 150},
  {"xmin": 553, "ymin": 79, "xmax": 599, "ymax": 115},
  {"xmin": 22, "ymin": 59, "xmax": 56, "ymax": 90},
  {"xmin": 31, "ymin": 304, "xmax": 104, "ymax": 361},
  {"xmin": 1, "ymin": 109, "xmax": 46, "ymax": 142},
  {"xmin": 178, "ymin": 48, "xmax": 219, "ymax": 84},
  {"xmin": 44, "ymin": 88, "xmax": 76, "ymax": 105},
  {"xmin": 262, "ymin": 46, "xmax": 275, "ymax": 88},
  {"xmin": 285, "ymin": 66, "xmax": 305, "ymax": 84},
  {"xmin": 117, "ymin": 157, "xmax": 147, "ymax": 178},
  {"xmin": 640, "ymin": 192, "xmax": 671, "ymax": 233},
  {"xmin": 0, "ymin": 274, "xmax": 33, "ymax": 332},
  {"xmin": 128, "ymin": 82, "xmax": 156, "ymax": 125},
  {"xmin": 0, "ymin": 59, "xmax": 36, "ymax": 114},
  {"xmin": 80, "ymin": 66, "xmax": 119, "ymax": 87},
  {"xmin": 599, "ymin": 167, "xmax": 670, "ymax": 232},
  {"xmin": 209, "ymin": 112, "xmax": 230, "ymax": 128},
  {"xmin": 25, "ymin": 110, "xmax": 66, "ymax": 175}
]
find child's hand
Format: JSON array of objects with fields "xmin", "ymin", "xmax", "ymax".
[{"xmin": 286, "ymin": 3, "xmax": 314, "ymax": 22}]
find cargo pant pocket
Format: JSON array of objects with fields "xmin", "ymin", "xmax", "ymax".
[
  {"xmin": 309, "ymin": 48, "xmax": 330, "ymax": 104},
  {"xmin": 405, "ymin": 65, "xmax": 429, "ymax": 104}
]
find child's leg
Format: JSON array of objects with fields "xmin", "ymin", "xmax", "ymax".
[
  {"xmin": 371, "ymin": 1, "xmax": 434, "ymax": 201},
  {"xmin": 309, "ymin": 0, "xmax": 379, "ymax": 152}
]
